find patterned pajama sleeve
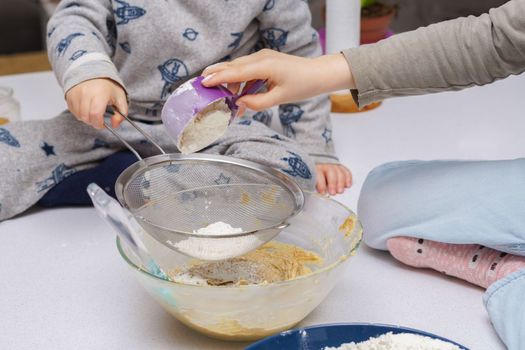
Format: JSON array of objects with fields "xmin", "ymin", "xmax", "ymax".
[
  {"xmin": 256, "ymin": 0, "xmax": 339, "ymax": 164},
  {"xmin": 0, "ymin": 0, "xmax": 325, "ymax": 222},
  {"xmin": 46, "ymin": 0, "xmax": 125, "ymax": 94}
]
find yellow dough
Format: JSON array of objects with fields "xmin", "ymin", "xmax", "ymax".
[{"xmin": 170, "ymin": 241, "xmax": 323, "ymax": 286}]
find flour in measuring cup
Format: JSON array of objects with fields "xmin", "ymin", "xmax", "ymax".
[
  {"xmin": 324, "ymin": 332, "xmax": 462, "ymax": 350},
  {"xmin": 178, "ymin": 99, "xmax": 231, "ymax": 154}
]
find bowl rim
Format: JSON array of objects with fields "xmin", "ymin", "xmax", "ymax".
[
  {"xmin": 116, "ymin": 191, "xmax": 363, "ymax": 289},
  {"xmin": 244, "ymin": 322, "xmax": 469, "ymax": 349}
]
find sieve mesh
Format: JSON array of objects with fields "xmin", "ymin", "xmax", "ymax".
[{"xmin": 121, "ymin": 158, "xmax": 301, "ymax": 235}]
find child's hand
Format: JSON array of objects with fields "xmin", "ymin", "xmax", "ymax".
[
  {"xmin": 65, "ymin": 78, "xmax": 128, "ymax": 129},
  {"xmin": 202, "ymin": 49, "xmax": 355, "ymax": 111},
  {"xmin": 316, "ymin": 164, "xmax": 352, "ymax": 196}
]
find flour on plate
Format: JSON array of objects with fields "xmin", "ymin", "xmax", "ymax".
[{"xmin": 324, "ymin": 332, "xmax": 462, "ymax": 350}]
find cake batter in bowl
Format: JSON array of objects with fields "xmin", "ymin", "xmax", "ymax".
[{"xmin": 116, "ymin": 191, "xmax": 362, "ymax": 341}]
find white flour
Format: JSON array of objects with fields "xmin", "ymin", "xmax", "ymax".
[
  {"xmin": 178, "ymin": 99, "xmax": 231, "ymax": 154},
  {"xmin": 324, "ymin": 332, "xmax": 462, "ymax": 350},
  {"xmin": 192, "ymin": 221, "xmax": 243, "ymax": 235},
  {"xmin": 171, "ymin": 271, "xmax": 209, "ymax": 286},
  {"xmin": 170, "ymin": 221, "xmax": 263, "ymax": 261}
]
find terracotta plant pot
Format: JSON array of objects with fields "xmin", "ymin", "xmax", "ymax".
[
  {"xmin": 360, "ymin": 11, "xmax": 395, "ymax": 44},
  {"xmin": 360, "ymin": 3, "xmax": 396, "ymax": 44}
]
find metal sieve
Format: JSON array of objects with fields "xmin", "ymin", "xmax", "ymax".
[{"xmin": 105, "ymin": 109, "xmax": 304, "ymax": 260}]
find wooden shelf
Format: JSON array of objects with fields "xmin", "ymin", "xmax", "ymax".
[{"xmin": 0, "ymin": 51, "xmax": 51, "ymax": 76}]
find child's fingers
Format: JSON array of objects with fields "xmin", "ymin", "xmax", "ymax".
[
  {"xmin": 111, "ymin": 114, "xmax": 123, "ymax": 128},
  {"xmin": 90, "ymin": 95, "xmax": 109, "ymax": 129},
  {"xmin": 315, "ymin": 168, "xmax": 327, "ymax": 195},
  {"xmin": 336, "ymin": 167, "xmax": 346, "ymax": 194},
  {"xmin": 65, "ymin": 90, "xmax": 78, "ymax": 116},
  {"xmin": 112, "ymin": 93, "xmax": 128, "ymax": 128},
  {"xmin": 66, "ymin": 97, "xmax": 79, "ymax": 121},
  {"xmin": 325, "ymin": 167, "xmax": 337, "ymax": 196},
  {"xmin": 343, "ymin": 166, "xmax": 353, "ymax": 187},
  {"xmin": 79, "ymin": 94, "xmax": 92, "ymax": 125}
]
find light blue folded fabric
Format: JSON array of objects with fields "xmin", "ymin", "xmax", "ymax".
[
  {"xmin": 484, "ymin": 269, "xmax": 525, "ymax": 350},
  {"xmin": 357, "ymin": 158, "xmax": 525, "ymax": 349},
  {"xmin": 358, "ymin": 159, "xmax": 525, "ymax": 255}
]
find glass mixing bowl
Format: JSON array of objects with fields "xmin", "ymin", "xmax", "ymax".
[{"xmin": 117, "ymin": 191, "xmax": 362, "ymax": 341}]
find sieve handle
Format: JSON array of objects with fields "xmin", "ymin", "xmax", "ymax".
[
  {"xmin": 104, "ymin": 107, "xmax": 167, "ymax": 160},
  {"xmin": 104, "ymin": 121, "xmax": 143, "ymax": 160}
]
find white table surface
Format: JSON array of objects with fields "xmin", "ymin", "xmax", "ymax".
[{"xmin": 2, "ymin": 71, "xmax": 525, "ymax": 350}]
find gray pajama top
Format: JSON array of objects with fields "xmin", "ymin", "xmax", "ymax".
[{"xmin": 46, "ymin": 0, "xmax": 338, "ymax": 164}]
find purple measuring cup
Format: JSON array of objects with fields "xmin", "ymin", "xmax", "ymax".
[{"xmin": 161, "ymin": 76, "xmax": 266, "ymax": 153}]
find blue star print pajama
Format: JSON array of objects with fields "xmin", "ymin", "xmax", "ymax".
[
  {"xmin": 358, "ymin": 159, "xmax": 525, "ymax": 349},
  {"xmin": 0, "ymin": 0, "xmax": 336, "ymax": 221},
  {"xmin": 0, "ymin": 113, "xmax": 315, "ymax": 220}
]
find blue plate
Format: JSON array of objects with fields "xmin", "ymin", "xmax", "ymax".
[{"xmin": 245, "ymin": 323, "xmax": 469, "ymax": 350}]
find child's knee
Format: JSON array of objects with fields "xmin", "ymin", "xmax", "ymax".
[{"xmin": 215, "ymin": 122, "xmax": 316, "ymax": 191}]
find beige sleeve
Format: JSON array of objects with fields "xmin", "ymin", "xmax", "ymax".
[{"xmin": 342, "ymin": 0, "xmax": 525, "ymax": 107}]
